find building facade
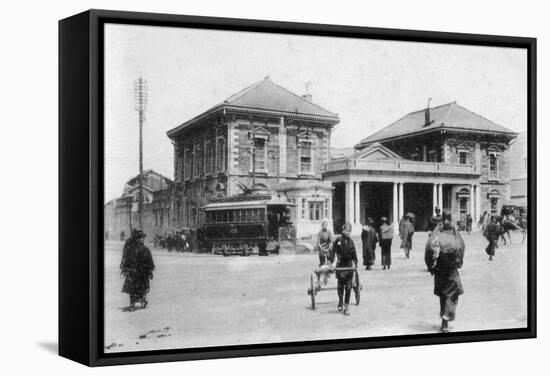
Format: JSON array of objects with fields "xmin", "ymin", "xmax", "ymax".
[
  {"xmin": 324, "ymin": 102, "xmax": 518, "ymax": 232},
  {"xmin": 509, "ymin": 131, "xmax": 528, "ymax": 207},
  {"xmin": 166, "ymin": 77, "xmax": 340, "ymax": 238},
  {"xmin": 104, "ymin": 170, "xmax": 173, "ymax": 239}
]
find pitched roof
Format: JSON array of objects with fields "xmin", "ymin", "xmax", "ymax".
[
  {"xmin": 168, "ymin": 77, "xmax": 339, "ymax": 137},
  {"xmin": 356, "ymin": 102, "xmax": 517, "ymax": 148},
  {"xmin": 218, "ymin": 77, "xmax": 338, "ymax": 118},
  {"xmin": 349, "ymin": 142, "xmax": 403, "ymax": 160}
]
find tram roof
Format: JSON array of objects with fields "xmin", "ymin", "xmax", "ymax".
[{"xmin": 202, "ymin": 198, "xmax": 295, "ymax": 211}]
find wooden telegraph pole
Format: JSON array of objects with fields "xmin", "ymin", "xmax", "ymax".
[{"xmin": 134, "ymin": 77, "xmax": 147, "ymax": 231}]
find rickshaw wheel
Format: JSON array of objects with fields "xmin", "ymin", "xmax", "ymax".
[
  {"xmin": 309, "ymin": 274, "xmax": 316, "ymax": 309},
  {"xmin": 354, "ymin": 273, "xmax": 361, "ymax": 305}
]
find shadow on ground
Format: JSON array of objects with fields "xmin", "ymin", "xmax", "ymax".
[{"xmin": 37, "ymin": 341, "xmax": 58, "ymax": 354}]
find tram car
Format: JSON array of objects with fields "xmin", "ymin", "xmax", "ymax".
[{"xmin": 201, "ymin": 194, "xmax": 296, "ymax": 256}]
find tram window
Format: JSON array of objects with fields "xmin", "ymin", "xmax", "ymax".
[
  {"xmin": 259, "ymin": 209, "xmax": 265, "ymax": 221},
  {"xmin": 227, "ymin": 210, "xmax": 234, "ymax": 222},
  {"xmin": 221, "ymin": 211, "xmax": 227, "ymax": 223},
  {"xmin": 237, "ymin": 210, "xmax": 243, "ymax": 222}
]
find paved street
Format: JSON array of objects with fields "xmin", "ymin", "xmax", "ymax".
[{"xmin": 104, "ymin": 230, "xmax": 528, "ymax": 353}]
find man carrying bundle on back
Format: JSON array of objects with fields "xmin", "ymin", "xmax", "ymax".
[{"xmin": 425, "ymin": 211, "xmax": 465, "ymax": 333}]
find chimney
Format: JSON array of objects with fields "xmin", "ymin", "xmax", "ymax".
[
  {"xmin": 303, "ymin": 81, "xmax": 312, "ymax": 101},
  {"xmin": 425, "ymin": 97, "xmax": 433, "ymax": 126}
]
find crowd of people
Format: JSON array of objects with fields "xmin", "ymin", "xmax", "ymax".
[{"xmin": 313, "ymin": 205, "xmax": 524, "ymax": 332}]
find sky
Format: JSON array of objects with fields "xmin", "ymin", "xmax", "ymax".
[{"xmin": 104, "ymin": 23, "xmax": 527, "ymax": 203}]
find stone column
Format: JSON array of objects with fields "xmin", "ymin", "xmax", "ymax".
[
  {"xmin": 398, "ymin": 182, "xmax": 404, "ymax": 220},
  {"xmin": 475, "ymin": 184, "xmax": 481, "ymax": 222},
  {"xmin": 279, "ymin": 117, "xmax": 287, "ymax": 177},
  {"xmin": 354, "ymin": 181, "xmax": 361, "ymax": 224},
  {"xmin": 393, "ymin": 182, "xmax": 399, "ymax": 224},
  {"xmin": 345, "ymin": 181, "xmax": 354, "ymax": 224},
  {"xmin": 470, "ymin": 184, "xmax": 475, "ymax": 218},
  {"xmin": 438, "ymin": 183, "xmax": 443, "ymax": 210},
  {"xmin": 433, "ymin": 183, "xmax": 438, "ymax": 213}
]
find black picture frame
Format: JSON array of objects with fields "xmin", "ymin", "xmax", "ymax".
[{"xmin": 59, "ymin": 9, "xmax": 537, "ymax": 367}]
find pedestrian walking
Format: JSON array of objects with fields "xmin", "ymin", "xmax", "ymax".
[
  {"xmin": 425, "ymin": 211, "xmax": 465, "ymax": 333},
  {"xmin": 401, "ymin": 215, "xmax": 415, "ymax": 258},
  {"xmin": 120, "ymin": 230, "xmax": 155, "ymax": 312},
  {"xmin": 328, "ymin": 223, "xmax": 357, "ymax": 315},
  {"xmin": 379, "ymin": 217, "xmax": 394, "ymax": 270},
  {"xmin": 316, "ymin": 220, "xmax": 333, "ymax": 267},
  {"xmin": 466, "ymin": 214, "xmax": 473, "ymax": 234},
  {"xmin": 361, "ymin": 218, "xmax": 378, "ymax": 270},
  {"xmin": 483, "ymin": 216, "xmax": 500, "ymax": 261},
  {"xmin": 429, "ymin": 207, "xmax": 443, "ymax": 233}
]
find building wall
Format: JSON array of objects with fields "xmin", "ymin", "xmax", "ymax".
[
  {"xmin": 382, "ymin": 132, "xmax": 513, "ymax": 221},
  {"xmin": 170, "ymin": 113, "xmax": 333, "ymax": 236}
]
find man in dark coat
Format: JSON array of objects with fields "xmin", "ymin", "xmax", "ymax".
[
  {"xmin": 379, "ymin": 217, "xmax": 394, "ymax": 270},
  {"xmin": 361, "ymin": 217, "xmax": 378, "ymax": 270},
  {"xmin": 483, "ymin": 216, "xmax": 500, "ymax": 261},
  {"xmin": 329, "ymin": 222, "xmax": 358, "ymax": 315},
  {"xmin": 425, "ymin": 212, "xmax": 465, "ymax": 333},
  {"xmin": 401, "ymin": 216, "xmax": 415, "ymax": 258},
  {"xmin": 120, "ymin": 230, "xmax": 155, "ymax": 311}
]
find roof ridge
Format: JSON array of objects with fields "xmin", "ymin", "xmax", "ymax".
[
  {"xmin": 264, "ymin": 79, "xmax": 338, "ymax": 117},
  {"xmin": 452, "ymin": 102, "xmax": 515, "ymax": 133},
  {"xmin": 223, "ymin": 78, "xmax": 267, "ymax": 104},
  {"xmin": 406, "ymin": 101, "xmax": 455, "ymax": 116}
]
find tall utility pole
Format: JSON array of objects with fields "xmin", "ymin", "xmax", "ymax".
[{"xmin": 134, "ymin": 77, "xmax": 147, "ymax": 230}]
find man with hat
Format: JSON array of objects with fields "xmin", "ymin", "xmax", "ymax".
[
  {"xmin": 329, "ymin": 222, "xmax": 358, "ymax": 315},
  {"xmin": 120, "ymin": 229, "xmax": 155, "ymax": 312},
  {"xmin": 361, "ymin": 217, "xmax": 378, "ymax": 270},
  {"xmin": 425, "ymin": 211, "xmax": 465, "ymax": 333}
]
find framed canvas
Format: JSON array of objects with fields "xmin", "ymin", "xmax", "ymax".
[{"xmin": 59, "ymin": 9, "xmax": 536, "ymax": 366}]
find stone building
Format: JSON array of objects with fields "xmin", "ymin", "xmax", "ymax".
[
  {"xmin": 509, "ymin": 131, "xmax": 528, "ymax": 207},
  {"xmin": 166, "ymin": 77, "xmax": 340, "ymax": 237},
  {"xmin": 104, "ymin": 170, "xmax": 173, "ymax": 240},
  {"xmin": 324, "ymin": 101, "xmax": 518, "ymax": 232}
]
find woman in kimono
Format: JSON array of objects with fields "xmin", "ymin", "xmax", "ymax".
[
  {"xmin": 361, "ymin": 217, "xmax": 378, "ymax": 270},
  {"xmin": 120, "ymin": 230, "xmax": 155, "ymax": 311},
  {"xmin": 425, "ymin": 212, "xmax": 465, "ymax": 333},
  {"xmin": 379, "ymin": 217, "xmax": 394, "ymax": 270}
]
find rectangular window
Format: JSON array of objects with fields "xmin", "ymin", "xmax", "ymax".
[
  {"xmin": 428, "ymin": 150, "xmax": 437, "ymax": 162},
  {"xmin": 216, "ymin": 138, "xmax": 226, "ymax": 171},
  {"xmin": 253, "ymin": 137, "xmax": 266, "ymax": 171},
  {"xmin": 194, "ymin": 144, "xmax": 202, "ymax": 178},
  {"xmin": 301, "ymin": 198, "xmax": 306, "ymax": 219},
  {"xmin": 459, "ymin": 151, "xmax": 468, "ymax": 164},
  {"xmin": 309, "ymin": 201, "xmax": 323, "ymax": 221},
  {"xmin": 324, "ymin": 198, "xmax": 329, "ymax": 219},
  {"xmin": 489, "ymin": 154, "xmax": 498, "ymax": 180},
  {"xmin": 299, "ymin": 142, "xmax": 312, "ymax": 174},
  {"xmin": 184, "ymin": 147, "xmax": 192, "ymax": 180},
  {"xmin": 205, "ymin": 140, "xmax": 215, "ymax": 175}
]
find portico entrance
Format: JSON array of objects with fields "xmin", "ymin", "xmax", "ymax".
[
  {"xmin": 403, "ymin": 183, "xmax": 434, "ymax": 231},
  {"xmin": 360, "ymin": 182, "xmax": 395, "ymax": 227}
]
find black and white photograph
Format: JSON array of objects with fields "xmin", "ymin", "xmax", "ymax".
[{"xmin": 102, "ymin": 21, "xmax": 530, "ymax": 353}]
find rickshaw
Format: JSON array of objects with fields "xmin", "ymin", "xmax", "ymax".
[{"xmin": 307, "ymin": 266, "xmax": 362, "ymax": 309}]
